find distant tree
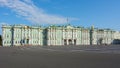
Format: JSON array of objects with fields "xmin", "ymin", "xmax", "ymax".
[{"xmin": 0, "ymin": 35, "xmax": 2, "ymax": 46}]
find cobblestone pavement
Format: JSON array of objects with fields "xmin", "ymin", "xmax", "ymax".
[{"xmin": 0, "ymin": 45, "xmax": 120, "ymax": 68}]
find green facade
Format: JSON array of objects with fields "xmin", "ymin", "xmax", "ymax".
[{"xmin": 2, "ymin": 24, "xmax": 120, "ymax": 46}]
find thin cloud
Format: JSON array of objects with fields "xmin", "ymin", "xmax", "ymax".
[{"xmin": 0, "ymin": 0, "xmax": 78, "ymax": 24}]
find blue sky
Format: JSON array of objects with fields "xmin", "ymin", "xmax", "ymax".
[{"xmin": 0, "ymin": 0, "xmax": 120, "ymax": 34}]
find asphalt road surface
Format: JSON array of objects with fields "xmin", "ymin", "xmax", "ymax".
[{"xmin": 0, "ymin": 45, "xmax": 120, "ymax": 68}]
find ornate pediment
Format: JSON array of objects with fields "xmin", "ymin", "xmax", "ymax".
[{"xmin": 66, "ymin": 24, "xmax": 73, "ymax": 29}]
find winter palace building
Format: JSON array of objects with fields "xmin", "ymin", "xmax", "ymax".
[{"xmin": 2, "ymin": 24, "xmax": 120, "ymax": 46}]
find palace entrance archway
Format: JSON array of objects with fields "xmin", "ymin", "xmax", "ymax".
[{"xmin": 68, "ymin": 39, "xmax": 72, "ymax": 45}]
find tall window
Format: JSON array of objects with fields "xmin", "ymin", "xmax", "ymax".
[
  {"xmin": 7, "ymin": 35, "xmax": 9, "ymax": 38},
  {"xmin": 23, "ymin": 40, "xmax": 25, "ymax": 43},
  {"xmin": 27, "ymin": 39, "xmax": 29, "ymax": 44}
]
